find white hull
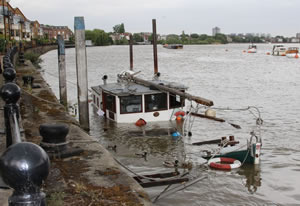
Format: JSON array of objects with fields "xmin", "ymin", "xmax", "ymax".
[
  {"xmin": 286, "ymin": 53, "xmax": 299, "ymax": 58},
  {"xmin": 248, "ymin": 48, "xmax": 257, "ymax": 53}
]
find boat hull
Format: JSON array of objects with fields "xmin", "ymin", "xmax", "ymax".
[{"xmin": 203, "ymin": 143, "xmax": 261, "ymax": 164}]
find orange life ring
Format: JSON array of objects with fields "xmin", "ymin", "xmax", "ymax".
[
  {"xmin": 208, "ymin": 157, "xmax": 241, "ymax": 170},
  {"xmin": 175, "ymin": 111, "xmax": 185, "ymax": 117}
]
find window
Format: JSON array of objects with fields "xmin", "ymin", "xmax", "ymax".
[
  {"xmin": 120, "ymin": 95, "xmax": 142, "ymax": 114},
  {"xmin": 169, "ymin": 92, "xmax": 185, "ymax": 108},
  {"xmin": 145, "ymin": 93, "xmax": 167, "ymax": 112},
  {"xmin": 106, "ymin": 94, "xmax": 116, "ymax": 112}
]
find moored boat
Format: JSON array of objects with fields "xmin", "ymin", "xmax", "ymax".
[
  {"xmin": 163, "ymin": 44, "xmax": 183, "ymax": 49},
  {"xmin": 272, "ymin": 44, "xmax": 286, "ymax": 56},
  {"xmin": 285, "ymin": 47, "xmax": 299, "ymax": 58},
  {"xmin": 248, "ymin": 44, "xmax": 257, "ymax": 53}
]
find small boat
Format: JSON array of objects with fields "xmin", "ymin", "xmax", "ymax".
[
  {"xmin": 163, "ymin": 44, "xmax": 183, "ymax": 49},
  {"xmin": 248, "ymin": 44, "xmax": 257, "ymax": 53},
  {"xmin": 272, "ymin": 44, "xmax": 286, "ymax": 56},
  {"xmin": 201, "ymin": 134, "xmax": 262, "ymax": 165},
  {"xmin": 285, "ymin": 47, "xmax": 299, "ymax": 58}
]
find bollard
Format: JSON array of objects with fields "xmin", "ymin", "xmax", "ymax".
[
  {"xmin": 3, "ymin": 68, "xmax": 16, "ymax": 83},
  {"xmin": 3, "ymin": 62, "xmax": 14, "ymax": 70},
  {"xmin": 40, "ymin": 123, "xmax": 84, "ymax": 159},
  {"xmin": 0, "ymin": 142, "xmax": 50, "ymax": 206},
  {"xmin": 0, "ymin": 83, "xmax": 21, "ymax": 148}
]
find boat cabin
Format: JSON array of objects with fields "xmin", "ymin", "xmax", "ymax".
[
  {"xmin": 286, "ymin": 47, "xmax": 299, "ymax": 54},
  {"xmin": 91, "ymin": 78, "xmax": 188, "ymax": 123},
  {"xmin": 248, "ymin": 45, "xmax": 257, "ymax": 49}
]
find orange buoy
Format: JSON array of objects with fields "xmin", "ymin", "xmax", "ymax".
[
  {"xmin": 266, "ymin": 52, "xmax": 270, "ymax": 55},
  {"xmin": 176, "ymin": 115, "xmax": 182, "ymax": 121},
  {"xmin": 243, "ymin": 50, "xmax": 246, "ymax": 53},
  {"xmin": 135, "ymin": 118, "xmax": 146, "ymax": 127},
  {"xmin": 175, "ymin": 111, "xmax": 185, "ymax": 117},
  {"xmin": 295, "ymin": 54, "xmax": 299, "ymax": 58}
]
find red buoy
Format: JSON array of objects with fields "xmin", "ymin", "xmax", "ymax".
[{"xmin": 135, "ymin": 118, "xmax": 147, "ymax": 127}]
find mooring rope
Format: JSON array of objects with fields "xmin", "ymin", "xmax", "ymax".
[{"xmin": 113, "ymin": 157, "xmax": 184, "ymax": 182}]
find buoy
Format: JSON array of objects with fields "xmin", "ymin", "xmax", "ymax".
[
  {"xmin": 172, "ymin": 131, "xmax": 181, "ymax": 139},
  {"xmin": 243, "ymin": 50, "xmax": 246, "ymax": 53},
  {"xmin": 175, "ymin": 111, "xmax": 185, "ymax": 117},
  {"xmin": 135, "ymin": 118, "xmax": 146, "ymax": 127},
  {"xmin": 205, "ymin": 109, "xmax": 216, "ymax": 118},
  {"xmin": 266, "ymin": 52, "xmax": 270, "ymax": 55},
  {"xmin": 208, "ymin": 157, "xmax": 241, "ymax": 170},
  {"xmin": 295, "ymin": 54, "xmax": 299, "ymax": 58},
  {"xmin": 176, "ymin": 115, "xmax": 182, "ymax": 121}
]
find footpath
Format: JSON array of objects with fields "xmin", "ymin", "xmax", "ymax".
[{"xmin": 0, "ymin": 60, "xmax": 151, "ymax": 206}]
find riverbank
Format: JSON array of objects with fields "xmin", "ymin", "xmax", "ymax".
[{"xmin": 0, "ymin": 56, "xmax": 151, "ymax": 205}]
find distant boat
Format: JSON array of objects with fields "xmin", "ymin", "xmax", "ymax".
[
  {"xmin": 163, "ymin": 44, "xmax": 183, "ymax": 49},
  {"xmin": 247, "ymin": 44, "xmax": 257, "ymax": 53},
  {"xmin": 272, "ymin": 44, "xmax": 286, "ymax": 56},
  {"xmin": 285, "ymin": 47, "xmax": 299, "ymax": 58}
]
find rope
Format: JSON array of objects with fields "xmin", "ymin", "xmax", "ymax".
[
  {"xmin": 113, "ymin": 157, "xmax": 183, "ymax": 182},
  {"xmin": 22, "ymin": 88, "xmax": 64, "ymax": 106}
]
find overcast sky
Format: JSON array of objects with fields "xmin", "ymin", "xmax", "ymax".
[{"xmin": 12, "ymin": 0, "xmax": 300, "ymax": 37}]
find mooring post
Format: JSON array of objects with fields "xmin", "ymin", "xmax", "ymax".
[
  {"xmin": 129, "ymin": 34, "xmax": 133, "ymax": 70},
  {"xmin": 57, "ymin": 35, "xmax": 68, "ymax": 108},
  {"xmin": 152, "ymin": 19, "xmax": 158, "ymax": 74},
  {"xmin": 74, "ymin": 16, "xmax": 90, "ymax": 130}
]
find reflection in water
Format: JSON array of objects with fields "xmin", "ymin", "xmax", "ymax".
[{"xmin": 238, "ymin": 164, "xmax": 262, "ymax": 194}]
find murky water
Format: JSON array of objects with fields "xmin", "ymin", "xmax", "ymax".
[{"xmin": 41, "ymin": 44, "xmax": 300, "ymax": 206}]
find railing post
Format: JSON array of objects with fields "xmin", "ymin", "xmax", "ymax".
[
  {"xmin": 129, "ymin": 34, "xmax": 133, "ymax": 70},
  {"xmin": 0, "ymin": 142, "xmax": 50, "ymax": 206},
  {"xmin": 1, "ymin": 82, "xmax": 21, "ymax": 148},
  {"xmin": 74, "ymin": 16, "xmax": 90, "ymax": 130},
  {"xmin": 57, "ymin": 34, "xmax": 68, "ymax": 108}
]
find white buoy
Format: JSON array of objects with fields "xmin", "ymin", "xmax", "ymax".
[{"xmin": 205, "ymin": 109, "xmax": 216, "ymax": 118}]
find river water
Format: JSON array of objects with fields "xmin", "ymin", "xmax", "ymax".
[{"xmin": 41, "ymin": 44, "xmax": 300, "ymax": 206}]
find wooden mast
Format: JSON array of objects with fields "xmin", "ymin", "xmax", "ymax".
[{"xmin": 121, "ymin": 74, "xmax": 214, "ymax": 106}]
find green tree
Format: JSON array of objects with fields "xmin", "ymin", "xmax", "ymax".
[
  {"xmin": 190, "ymin": 33, "xmax": 199, "ymax": 39},
  {"xmin": 133, "ymin": 33, "xmax": 143, "ymax": 42},
  {"xmin": 166, "ymin": 34, "xmax": 181, "ymax": 44},
  {"xmin": 85, "ymin": 29, "xmax": 111, "ymax": 46},
  {"xmin": 215, "ymin": 33, "xmax": 228, "ymax": 44},
  {"xmin": 113, "ymin": 23, "xmax": 125, "ymax": 34}
]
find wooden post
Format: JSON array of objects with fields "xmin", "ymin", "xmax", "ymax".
[
  {"xmin": 129, "ymin": 34, "xmax": 133, "ymax": 70},
  {"xmin": 57, "ymin": 35, "xmax": 68, "ymax": 108},
  {"xmin": 74, "ymin": 17, "xmax": 89, "ymax": 130},
  {"xmin": 152, "ymin": 19, "xmax": 158, "ymax": 74}
]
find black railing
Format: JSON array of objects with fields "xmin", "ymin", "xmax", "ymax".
[{"xmin": 0, "ymin": 47, "xmax": 50, "ymax": 206}]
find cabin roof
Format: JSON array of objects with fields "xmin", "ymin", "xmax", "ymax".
[{"xmin": 91, "ymin": 80, "xmax": 188, "ymax": 96}]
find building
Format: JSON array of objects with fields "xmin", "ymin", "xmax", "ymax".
[
  {"xmin": 40, "ymin": 25, "xmax": 73, "ymax": 41},
  {"xmin": 212, "ymin": 27, "xmax": 221, "ymax": 36},
  {"xmin": 296, "ymin": 33, "xmax": 300, "ymax": 39},
  {"xmin": 0, "ymin": 0, "xmax": 73, "ymax": 42}
]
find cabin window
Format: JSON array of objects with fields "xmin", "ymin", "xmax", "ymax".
[
  {"xmin": 93, "ymin": 95, "xmax": 96, "ymax": 104},
  {"xmin": 120, "ymin": 95, "xmax": 142, "ymax": 114},
  {"xmin": 145, "ymin": 93, "xmax": 167, "ymax": 112},
  {"xmin": 106, "ymin": 94, "xmax": 116, "ymax": 112},
  {"xmin": 169, "ymin": 92, "xmax": 185, "ymax": 108}
]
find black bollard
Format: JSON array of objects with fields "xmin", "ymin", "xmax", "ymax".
[
  {"xmin": 40, "ymin": 123, "xmax": 84, "ymax": 159},
  {"xmin": 0, "ymin": 142, "xmax": 50, "ymax": 206},
  {"xmin": 40, "ymin": 123, "xmax": 69, "ymax": 153},
  {"xmin": 3, "ymin": 68, "xmax": 16, "ymax": 83},
  {"xmin": 0, "ymin": 83, "xmax": 21, "ymax": 147}
]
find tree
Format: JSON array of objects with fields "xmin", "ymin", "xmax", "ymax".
[
  {"xmin": 215, "ymin": 33, "xmax": 228, "ymax": 44},
  {"xmin": 85, "ymin": 29, "xmax": 112, "ymax": 46},
  {"xmin": 113, "ymin": 23, "xmax": 125, "ymax": 34},
  {"xmin": 190, "ymin": 33, "xmax": 199, "ymax": 39},
  {"xmin": 133, "ymin": 33, "xmax": 143, "ymax": 42}
]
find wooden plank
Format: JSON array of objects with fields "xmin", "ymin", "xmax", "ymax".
[
  {"xmin": 133, "ymin": 171, "xmax": 179, "ymax": 181},
  {"xmin": 124, "ymin": 75, "xmax": 213, "ymax": 106},
  {"xmin": 192, "ymin": 139, "xmax": 221, "ymax": 146},
  {"xmin": 74, "ymin": 16, "xmax": 90, "ymax": 130},
  {"xmin": 139, "ymin": 178, "xmax": 189, "ymax": 188},
  {"xmin": 57, "ymin": 35, "xmax": 68, "ymax": 108},
  {"xmin": 190, "ymin": 112, "xmax": 225, "ymax": 122}
]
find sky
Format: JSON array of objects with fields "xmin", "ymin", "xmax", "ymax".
[{"xmin": 12, "ymin": 0, "xmax": 300, "ymax": 37}]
